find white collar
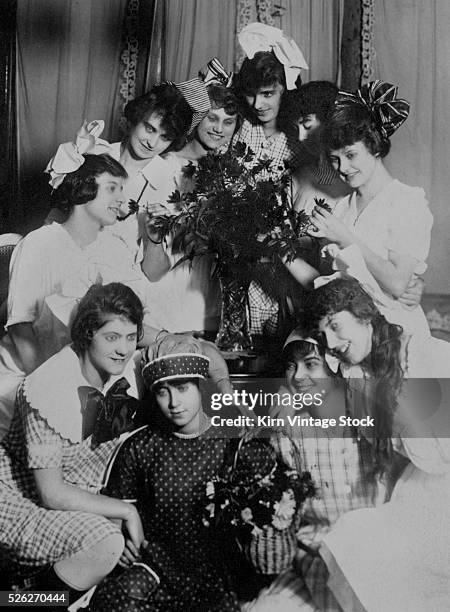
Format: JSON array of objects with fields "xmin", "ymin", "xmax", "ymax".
[{"xmin": 23, "ymin": 346, "xmax": 141, "ymax": 443}]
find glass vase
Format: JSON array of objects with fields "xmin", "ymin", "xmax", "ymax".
[{"xmin": 215, "ymin": 276, "xmax": 252, "ymax": 352}]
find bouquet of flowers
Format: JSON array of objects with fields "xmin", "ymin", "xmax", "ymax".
[
  {"xmin": 150, "ymin": 143, "xmax": 331, "ymax": 350},
  {"xmin": 151, "ymin": 142, "xmax": 330, "ymax": 280},
  {"xmin": 203, "ymin": 437, "xmax": 316, "ymax": 541}
]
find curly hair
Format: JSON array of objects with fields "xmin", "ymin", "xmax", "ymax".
[
  {"xmin": 285, "ymin": 80, "xmax": 339, "ymax": 124},
  {"xmin": 303, "ymin": 278, "xmax": 404, "ymax": 477},
  {"xmin": 322, "ymin": 102, "xmax": 391, "ymax": 158},
  {"xmin": 53, "ymin": 154, "xmax": 127, "ymax": 215},
  {"xmin": 206, "ymin": 84, "xmax": 243, "ymax": 132},
  {"xmin": 71, "ymin": 282, "xmax": 144, "ymax": 354},
  {"xmin": 123, "ymin": 84, "xmax": 193, "ymax": 151},
  {"xmin": 233, "ymin": 51, "xmax": 296, "ymax": 130}
]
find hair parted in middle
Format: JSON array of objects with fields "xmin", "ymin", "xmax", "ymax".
[
  {"xmin": 303, "ymin": 277, "xmax": 404, "ymax": 477},
  {"xmin": 234, "ymin": 51, "xmax": 288, "ymax": 95},
  {"xmin": 71, "ymin": 282, "xmax": 144, "ymax": 354},
  {"xmin": 233, "ymin": 51, "xmax": 298, "ymax": 131}
]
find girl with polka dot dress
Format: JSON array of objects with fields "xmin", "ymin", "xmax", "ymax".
[{"xmin": 89, "ymin": 350, "xmax": 273, "ymax": 611}]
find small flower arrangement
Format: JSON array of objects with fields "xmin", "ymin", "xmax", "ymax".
[
  {"xmin": 151, "ymin": 143, "xmax": 330, "ymax": 281},
  {"xmin": 203, "ymin": 440, "xmax": 316, "ymax": 544}
]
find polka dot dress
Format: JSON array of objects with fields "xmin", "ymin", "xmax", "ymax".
[{"xmin": 90, "ymin": 426, "xmax": 272, "ymax": 611}]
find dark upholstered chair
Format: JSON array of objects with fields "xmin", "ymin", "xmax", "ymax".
[{"xmin": 0, "ymin": 233, "xmax": 22, "ymax": 337}]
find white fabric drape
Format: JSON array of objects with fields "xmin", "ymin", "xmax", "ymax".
[
  {"xmin": 276, "ymin": 0, "xmax": 344, "ymax": 83},
  {"xmin": 372, "ymin": 0, "xmax": 450, "ymax": 294},
  {"xmin": 162, "ymin": 0, "xmax": 343, "ymax": 84},
  {"xmin": 17, "ymin": 0, "xmax": 127, "ymax": 215}
]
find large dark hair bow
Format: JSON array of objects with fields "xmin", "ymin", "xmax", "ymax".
[
  {"xmin": 79, "ymin": 377, "xmax": 143, "ymax": 449},
  {"xmin": 336, "ymin": 80, "xmax": 410, "ymax": 138}
]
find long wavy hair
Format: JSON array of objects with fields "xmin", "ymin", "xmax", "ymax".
[{"xmin": 303, "ymin": 278, "xmax": 404, "ymax": 477}]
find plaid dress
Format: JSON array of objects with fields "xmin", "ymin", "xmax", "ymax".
[
  {"xmin": 245, "ymin": 390, "xmax": 385, "ymax": 612},
  {"xmin": 0, "ymin": 347, "xmax": 140, "ymax": 569},
  {"xmin": 232, "ymin": 120, "xmax": 305, "ymax": 341},
  {"xmin": 233, "ymin": 120, "xmax": 303, "ymax": 175}
]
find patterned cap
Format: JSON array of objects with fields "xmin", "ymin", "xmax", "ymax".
[
  {"xmin": 142, "ymin": 353, "xmax": 210, "ymax": 389},
  {"xmin": 170, "ymin": 77, "xmax": 212, "ymax": 134}
]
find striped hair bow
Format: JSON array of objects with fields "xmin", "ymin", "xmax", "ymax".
[
  {"xmin": 199, "ymin": 57, "xmax": 233, "ymax": 88},
  {"xmin": 336, "ymin": 80, "xmax": 410, "ymax": 138},
  {"xmin": 172, "ymin": 77, "xmax": 211, "ymax": 133}
]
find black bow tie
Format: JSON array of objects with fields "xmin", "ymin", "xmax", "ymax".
[{"xmin": 79, "ymin": 377, "xmax": 142, "ymax": 448}]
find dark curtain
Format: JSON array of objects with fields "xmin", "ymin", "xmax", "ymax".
[
  {"xmin": 341, "ymin": 0, "xmax": 361, "ymax": 91},
  {"xmin": 16, "ymin": 0, "xmax": 128, "ymax": 234},
  {"xmin": 0, "ymin": 0, "xmax": 18, "ymax": 233}
]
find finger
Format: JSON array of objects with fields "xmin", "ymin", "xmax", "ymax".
[
  {"xmin": 120, "ymin": 549, "xmax": 134, "ymax": 565},
  {"xmin": 123, "ymin": 546, "xmax": 139, "ymax": 565},
  {"xmin": 126, "ymin": 539, "xmax": 140, "ymax": 558},
  {"xmin": 306, "ymin": 227, "xmax": 325, "ymax": 238},
  {"xmin": 312, "ymin": 206, "xmax": 329, "ymax": 218},
  {"xmin": 310, "ymin": 218, "xmax": 326, "ymax": 231}
]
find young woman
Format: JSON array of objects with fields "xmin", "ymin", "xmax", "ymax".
[
  {"xmin": 285, "ymin": 81, "xmax": 432, "ymax": 338},
  {"xmin": 47, "ymin": 83, "xmax": 194, "ymax": 262},
  {"xmin": 284, "ymin": 80, "xmax": 351, "ymax": 212},
  {"xmin": 0, "ymin": 283, "xmax": 145, "ymax": 599},
  {"xmin": 143, "ymin": 79, "xmax": 241, "ymax": 335},
  {"xmin": 0, "ymin": 149, "xmax": 230, "ymax": 437},
  {"xmin": 89, "ymin": 347, "xmax": 274, "ymax": 611},
  {"xmin": 0, "ymin": 154, "xmax": 148, "ymax": 438},
  {"xmin": 245, "ymin": 331, "xmax": 385, "ymax": 612},
  {"xmin": 303, "ymin": 277, "xmax": 450, "ymax": 611},
  {"xmin": 233, "ymin": 22, "xmax": 307, "ymax": 174}
]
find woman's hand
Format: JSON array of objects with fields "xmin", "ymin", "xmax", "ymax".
[
  {"xmin": 118, "ymin": 537, "xmax": 148, "ymax": 568},
  {"xmin": 308, "ymin": 206, "xmax": 354, "ymax": 247},
  {"xmin": 397, "ymin": 276, "xmax": 424, "ymax": 309},
  {"xmin": 123, "ymin": 504, "xmax": 146, "ymax": 552}
]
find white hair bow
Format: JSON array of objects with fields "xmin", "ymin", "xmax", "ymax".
[
  {"xmin": 238, "ymin": 22, "xmax": 308, "ymax": 89},
  {"xmin": 45, "ymin": 120, "xmax": 108, "ymax": 189}
]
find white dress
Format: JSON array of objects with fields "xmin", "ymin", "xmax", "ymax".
[
  {"xmin": 321, "ymin": 334, "xmax": 450, "ymax": 612},
  {"xmin": 102, "ymin": 143, "xmax": 184, "ymax": 261},
  {"xmin": 0, "ymin": 223, "xmax": 149, "ymax": 439},
  {"xmin": 51, "ymin": 137, "xmax": 220, "ymax": 333},
  {"xmin": 326, "ymin": 179, "xmax": 433, "ymax": 337},
  {"xmin": 140, "ymin": 154, "xmax": 220, "ymax": 334}
]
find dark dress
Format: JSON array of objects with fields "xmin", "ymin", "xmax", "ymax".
[{"xmin": 90, "ymin": 424, "xmax": 273, "ymax": 611}]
